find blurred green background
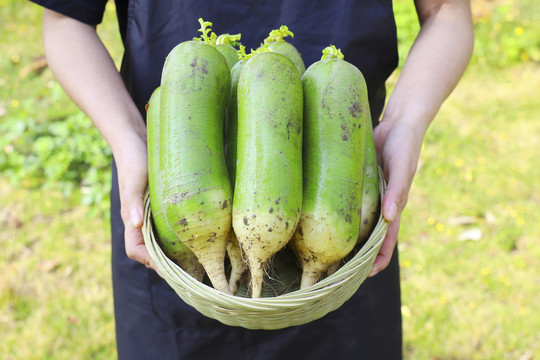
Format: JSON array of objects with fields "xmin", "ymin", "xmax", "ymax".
[{"xmin": 1, "ymin": 0, "xmax": 539, "ymax": 359}]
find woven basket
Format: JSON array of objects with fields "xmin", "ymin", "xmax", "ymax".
[{"xmin": 142, "ymin": 168, "xmax": 388, "ymax": 330}]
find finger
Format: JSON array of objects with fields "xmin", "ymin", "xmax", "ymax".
[
  {"xmin": 124, "ymin": 225, "xmax": 151, "ymax": 265},
  {"xmin": 124, "ymin": 224, "xmax": 161, "ymax": 275},
  {"xmin": 381, "ymin": 166, "xmax": 410, "ymax": 223},
  {"xmin": 380, "ymin": 138, "xmax": 417, "ymax": 222},
  {"xmin": 369, "ymin": 213, "xmax": 400, "ymax": 276},
  {"xmin": 373, "ymin": 120, "xmax": 391, "ymax": 166},
  {"xmin": 122, "ymin": 189, "xmax": 163, "ymax": 276},
  {"xmin": 118, "ymin": 170, "xmax": 147, "ymax": 262},
  {"xmin": 117, "ymin": 148, "xmax": 148, "ymax": 230},
  {"xmin": 120, "ymin": 180, "xmax": 146, "ymax": 228}
]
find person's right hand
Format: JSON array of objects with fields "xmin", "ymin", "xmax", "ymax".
[
  {"xmin": 41, "ymin": 9, "xmax": 160, "ymax": 272},
  {"xmin": 115, "ymin": 131, "xmax": 158, "ymax": 272}
]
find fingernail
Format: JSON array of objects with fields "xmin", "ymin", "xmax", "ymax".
[
  {"xmin": 386, "ymin": 202, "xmax": 397, "ymax": 222},
  {"xmin": 369, "ymin": 268, "xmax": 379, "ymax": 277},
  {"xmin": 130, "ymin": 208, "xmax": 142, "ymax": 227}
]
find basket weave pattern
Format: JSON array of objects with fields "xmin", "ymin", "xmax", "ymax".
[{"xmin": 142, "ymin": 168, "xmax": 388, "ymax": 330}]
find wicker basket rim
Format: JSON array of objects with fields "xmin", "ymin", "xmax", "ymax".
[{"xmin": 141, "ymin": 167, "xmax": 388, "ymax": 327}]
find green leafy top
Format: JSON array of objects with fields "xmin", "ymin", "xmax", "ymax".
[
  {"xmin": 216, "ymin": 33, "xmax": 242, "ymax": 47},
  {"xmin": 263, "ymin": 25, "xmax": 294, "ymax": 44},
  {"xmin": 236, "ymin": 45, "xmax": 247, "ymax": 59},
  {"xmin": 193, "ymin": 18, "xmax": 217, "ymax": 45},
  {"xmin": 237, "ymin": 44, "xmax": 271, "ymax": 60},
  {"xmin": 237, "ymin": 25, "xmax": 295, "ymax": 60},
  {"xmin": 321, "ymin": 45, "xmax": 344, "ymax": 60}
]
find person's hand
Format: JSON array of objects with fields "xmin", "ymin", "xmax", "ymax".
[
  {"xmin": 369, "ymin": 118, "xmax": 424, "ymax": 276},
  {"xmin": 41, "ymin": 8, "xmax": 162, "ymax": 272},
  {"xmin": 115, "ymin": 131, "xmax": 158, "ymax": 272}
]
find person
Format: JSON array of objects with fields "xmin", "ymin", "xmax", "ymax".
[{"xmin": 31, "ymin": 0, "xmax": 473, "ymax": 358}]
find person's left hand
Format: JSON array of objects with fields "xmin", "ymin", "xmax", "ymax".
[{"xmin": 369, "ymin": 117, "xmax": 424, "ymax": 276}]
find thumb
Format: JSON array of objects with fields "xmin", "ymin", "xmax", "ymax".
[
  {"xmin": 381, "ymin": 159, "xmax": 411, "ymax": 223},
  {"xmin": 118, "ymin": 168, "xmax": 152, "ymax": 267},
  {"xmin": 122, "ymin": 189, "xmax": 155, "ymax": 270},
  {"xmin": 127, "ymin": 196, "xmax": 144, "ymax": 229},
  {"xmin": 118, "ymin": 151, "xmax": 148, "ymax": 229},
  {"xmin": 374, "ymin": 134, "xmax": 412, "ymax": 223},
  {"xmin": 120, "ymin": 182, "xmax": 146, "ymax": 229},
  {"xmin": 377, "ymin": 124, "xmax": 420, "ymax": 222}
]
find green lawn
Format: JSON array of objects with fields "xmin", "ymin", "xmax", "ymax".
[
  {"xmin": 1, "ymin": 1, "xmax": 539, "ymax": 359},
  {"xmin": 399, "ymin": 63, "xmax": 540, "ymax": 359}
]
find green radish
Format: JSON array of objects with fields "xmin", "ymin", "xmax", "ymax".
[
  {"xmin": 224, "ymin": 59, "xmax": 248, "ymax": 294},
  {"xmin": 215, "ymin": 33, "xmax": 242, "ymax": 70},
  {"xmin": 233, "ymin": 51, "xmax": 303, "ymax": 298},
  {"xmin": 224, "ymin": 59, "xmax": 245, "ymax": 184},
  {"xmin": 147, "ymin": 87, "xmax": 205, "ymax": 282},
  {"xmin": 160, "ymin": 19, "xmax": 232, "ymax": 294},
  {"xmin": 293, "ymin": 45, "xmax": 368, "ymax": 289},
  {"xmin": 326, "ymin": 120, "xmax": 379, "ymax": 273},
  {"xmin": 226, "ymin": 233, "xmax": 246, "ymax": 294},
  {"xmin": 357, "ymin": 112, "xmax": 380, "ymax": 246},
  {"xmin": 263, "ymin": 25, "xmax": 305, "ymax": 76}
]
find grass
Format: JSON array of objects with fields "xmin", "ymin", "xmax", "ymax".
[
  {"xmin": 0, "ymin": 181, "xmax": 115, "ymax": 360},
  {"xmin": 398, "ymin": 64, "xmax": 540, "ymax": 359},
  {"xmin": 1, "ymin": 1, "xmax": 539, "ymax": 359}
]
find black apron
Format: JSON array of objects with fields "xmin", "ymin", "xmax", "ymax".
[{"xmin": 111, "ymin": 1, "xmax": 402, "ymax": 359}]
